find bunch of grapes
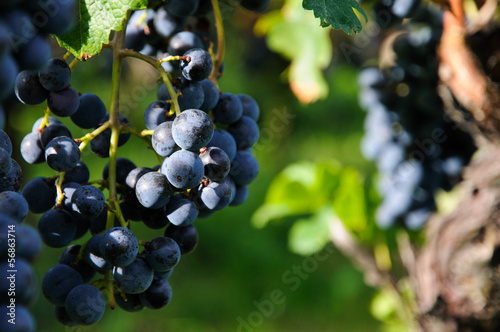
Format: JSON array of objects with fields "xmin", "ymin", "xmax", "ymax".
[
  {"xmin": 0, "ymin": 0, "xmax": 77, "ymax": 126},
  {"xmin": 358, "ymin": 3, "xmax": 477, "ymax": 229},
  {"xmin": 0, "ymin": 129, "xmax": 41, "ymax": 331},
  {"xmin": 7, "ymin": 0, "xmax": 267, "ymax": 328}
]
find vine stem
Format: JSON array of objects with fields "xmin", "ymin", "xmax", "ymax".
[
  {"xmin": 119, "ymin": 49, "xmax": 181, "ymax": 116},
  {"xmin": 76, "ymin": 121, "xmax": 112, "ymax": 152},
  {"xmin": 209, "ymin": 0, "xmax": 225, "ymax": 83}
]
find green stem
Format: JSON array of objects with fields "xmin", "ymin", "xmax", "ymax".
[
  {"xmin": 119, "ymin": 49, "xmax": 181, "ymax": 116},
  {"xmin": 158, "ymin": 55, "xmax": 184, "ymax": 63},
  {"xmin": 105, "ymin": 29, "xmax": 126, "ymax": 231},
  {"xmin": 77, "ymin": 121, "xmax": 112, "ymax": 152},
  {"xmin": 104, "ymin": 270, "xmax": 116, "ymax": 310},
  {"xmin": 209, "ymin": 0, "xmax": 225, "ymax": 83},
  {"xmin": 69, "ymin": 58, "xmax": 80, "ymax": 71},
  {"xmin": 121, "ymin": 125, "xmax": 163, "ymax": 164}
]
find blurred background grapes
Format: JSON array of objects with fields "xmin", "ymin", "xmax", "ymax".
[{"xmin": 3, "ymin": 1, "xmax": 409, "ymax": 331}]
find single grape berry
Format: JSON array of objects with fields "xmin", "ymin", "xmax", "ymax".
[
  {"xmin": 71, "ymin": 185, "xmax": 105, "ymax": 219},
  {"xmin": 47, "ymin": 87, "xmax": 80, "ymax": 117},
  {"xmin": 38, "ymin": 58, "xmax": 71, "ymax": 91},
  {"xmin": 44, "ymin": 136, "xmax": 81, "ymax": 172},
  {"xmin": 143, "ymin": 236, "xmax": 181, "ymax": 272},
  {"xmin": 165, "ymin": 194, "xmax": 198, "ymax": 226},
  {"xmin": 212, "ymin": 93, "xmax": 243, "ymax": 124},
  {"xmin": 100, "ymin": 227, "xmax": 139, "ymax": 267},
  {"xmin": 180, "ymin": 48, "xmax": 213, "ymax": 82},
  {"xmin": 0, "ymin": 191, "xmax": 29, "ymax": 223},
  {"xmin": 38, "ymin": 209, "xmax": 76, "ymax": 248},
  {"xmin": 71, "ymin": 93, "xmax": 107, "ymax": 129},
  {"xmin": 161, "ymin": 150, "xmax": 204, "ymax": 190},
  {"xmin": 113, "ymin": 257, "xmax": 154, "ymax": 294},
  {"xmin": 172, "ymin": 109, "xmax": 214, "ymax": 151},
  {"xmin": 152, "ymin": 121, "xmax": 176, "ymax": 157},
  {"xmin": 164, "ymin": 224, "xmax": 198, "ymax": 255},
  {"xmin": 199, "ymin": 147, "xmax": 230, "ymax": 181},
  {"xmin": 15, "ymin": 70, "xmax": 50, "ymax": 105},
  {"xmin": 65, "ymin": 284, "xmax": 106, "ymax": 326},
  {"xmin": 139, "ymin": 277, "xmax": 172, "ymax": 309},
  {"xmin": 135, "ymin": 172, "xmax": 174, "ymax": 209}
]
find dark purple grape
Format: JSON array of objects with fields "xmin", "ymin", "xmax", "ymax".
[
  {"xmin": 0, "ymin": 148, "xmax": 11, "ymax": 177},
  {"xmin": 63, "ymin": 161, "xmax": 90, "ymax": 184},
  {"xmin": 22, "ymin": 177, "xmax": 56, "ymax": 214},
  {"xmin": 38, "ymin": 209, "xmax": 76, "ymax": 248},
  {"xmin": 227, "ymin": 115, "xmax": 259, "ymax": 150},
  {"xmin": 212, "ymin": 93, "xmax": 243, "ymax": 124},
  {"xmin": 139, "ymin": 277, "xmax": 172, "ymax": 309},
  {"xmin": 17, "ymin": 225, "xmax": 43, "ymax": 262},
  {"xmin": 65, "ymin": 284, "xmax": 105, "ymax": 325},
  {"xmin": 165, "ymin": 194, "xmax": 198, "ymax": 226},
  {"xmin": 71, "ymin": 93, "xmax": 107, "ymax": 129},
  {"xmin": 58, "ymin": 244, "xmax": 96, "ymax": 283},
  {"xmin": 140, "ymin": 206, "xmax": 168, "ymax": 229},
  {"xmin": 153, "ymin": 6, "xmax": 187, "ymax": 38},
  {"xmin": 172, "ymin": 109, "xmax": 213, "ymax": 151},
  {"xmin": 100, "ymin": 227, "xmax": 139, "ymax": 267},
  {"xmin": 230, "ymin": 185, "xmax": 248, "ymax": 206},
  {"xmin": 180, "ymin": 48, "xmax": 213, "ymax": 81},
  {"xmin": 15, "ymin": 69, "xmax": 49, "ymax": 105},
  {"xmin": 102, "ymin": 157, "xmax": 136, "ymax": 186},
  {"xmin": 125, "ymin": 167, "xmax": 154, "ymax": 190},
  {"xmin": 168, "ymin": 31, "xmax": 204, "ymax": 56},
  {"xmin": 144, "ymin": 100, "xmax": 173, "ymax": 130},
  {"xmin": 136, "ymin": 172, "xmax": 174, "ymax": 209},
  {"xmin": 45, "ymin": 136, "xmax": 81, "ymax": 171},
  {"xmin": 113, "ymin": 257, "xmax": 154, "ymax": 294},
  {"xmin": 199, "ymin": 79, "xmax": 220, "ymax": 112},
  {"xmin": 165, "ymin": 0, "xmax": 200, "ymax": 17},
  {"xmin": 38, "ymin": 58, "xmax": 71, "ymax": 91},
  {"xmin": 40, "ymin": 123, "xmax": 72, "ymax": 148},
  {"xmin": 47, "ymin": 87, "xmax": 80, "ymax": 117},
  {"xmin": 0, "ymin": 129, "xmax": 12, "ymax": 156},
  {"xmin": 0, "ymin": 159, "xmax": 22, "ymax": 192},
  {"xmin": 0, "ymin": 191, "xmax": 28, "ymax": 223},
  {"xmin": 199, "ymin": 146, "xmax": 230, "ymax": 181},
  {"xmin": 84, "ymin": 233, "xmax": 113, "ymax": 273},
  {"xmin": 229, "ymin": 151, "xmax": 259, "ymax": 186},
  {"xmin": 21, "ymin": 132, "xmax": 45, "ymax": 164},
  {"xmin": 158, "ymin": 78, "xmax": 204, "ymax": 111},
  {"xmin": 238, "ymin": 94, "xmax": 260, "ymax": 121},
  {"xmin": 161, "ymin": 150, "xmax": 204, "ymax": 190},
  {"xmin": 164, "ymin": 224, "xmax": 198, "ymax": 255},
  {"xmin": 71, "ymin": 185, "xmax": 105, "ymax": 219},
  {"xmin": 115, "ymin": 291, "xmax": 144, "ymax": 312},
  {"xmin": 143, "ymin": 236, "xmax": 180, "ymax": 272},
  {"xmin": 41, "ymin": 264, "xmax": 83, "ymax": 306},
  {"xmin": 152, "ymin": 121, "xmax": 176, "ymax": 157},
  {"xmin": 198, "ymin": 179, "xmax": 232, "ymax": 210}
]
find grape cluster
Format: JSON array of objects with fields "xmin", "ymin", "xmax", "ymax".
[
  {"xmin": 0, "ymin": 0, "xmax": 77, "ymax": 127},
  {"xmin": 0, "ymin": 129, "xmax": 42, "ymax": 332},
  {"xmin": 358, "ymin": 4, "xmax": 477, "ymax": 229},
  {"xmin": 11, "ymin": 0, "xmax": 266, "ymax": 328}
]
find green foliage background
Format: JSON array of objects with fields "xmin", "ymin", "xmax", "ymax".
[{"xmin": 6, "ymin": 2, "xmax": 387, "ymax": 331}]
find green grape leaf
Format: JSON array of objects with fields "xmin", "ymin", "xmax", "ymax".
[
  {"xmin": 56, "ymin": 0, "xmax": 148, "ymax": 59},
  {"xmin": 302, "ymin": 0, "xmax": 367, "ymax": 34},
  {"xmin": 251, "ymin": 160, "xmax": 341, "ymax": 228},
  {"xmin": 256, "ymin": 0, "xmax": 332, "ymax": 103},
  {"xmin": 332, "ymin": 168, "xmax": 367, "ymax": 234},
  {"xmin": 288, "ymin": 207, "xmax": 333, "ymax": 256}
]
